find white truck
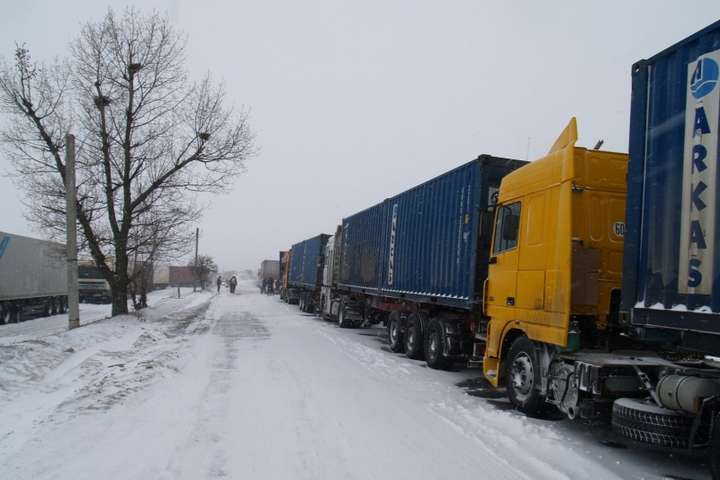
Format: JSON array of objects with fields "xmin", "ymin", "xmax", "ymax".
[{"xmin": 0, "ymin": 231, "xmax": 68, "ymax": 323}]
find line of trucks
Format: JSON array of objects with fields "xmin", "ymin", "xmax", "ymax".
[{"xmin": 274, "ymin": 22, "xmax": 720, "ymax": 477}]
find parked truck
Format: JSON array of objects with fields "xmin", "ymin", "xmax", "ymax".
[
  {"xmin": 0, "ymin": 231, "xmax": 68, "ymax": 323},
  {"xmin": 279, "ymin": 250, "xmax": 292, "ymax": 301},
  {"xmin": 319, "ymin": 227, "xmax": 342, "ymax": 320},
  {"xmin": 476, "ymin": 23, "xmax": 720, "ymax": 478},
  {"xmin": 333, "ymin": 155, "xmax": 527, "ymax": 363},
  {"xmin": 78, "ymin": 259, "xmax": 112, "ymax": 303},
  {"xmin": 288, "ymin": 234, "xmax": 330, "ymax": 311},
  {"xmin": 258, "ymin": 259, "xmax": 280, "ymax": 292}
]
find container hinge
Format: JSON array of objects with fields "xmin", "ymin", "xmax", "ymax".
[{"xmin": 571, "ymin": 182, "xmax": 585, "ymax": 193}]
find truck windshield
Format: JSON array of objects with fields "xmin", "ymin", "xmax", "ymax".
[{"xmin": 79, "ymin": 266, "xmax": 103, "ymax": 279}]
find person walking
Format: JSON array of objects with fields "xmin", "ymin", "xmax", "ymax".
[
  {"xmin": 230, "ymin": 276, "xmax": 238, "ymax": 294},
  {"xmin": 216, "ymin": 276, "xmax": 222, "ymax": 294}
]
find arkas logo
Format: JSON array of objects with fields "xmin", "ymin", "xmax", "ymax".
[
  {"xmin": 679, "ymin": 50, "xmax": 720, "ymax": 295},
  {"xmin": 690, "ymin": 57, "xmax": 718, "ymax": 99}
]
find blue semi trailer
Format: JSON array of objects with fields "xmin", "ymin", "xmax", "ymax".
[
  {"xmin": 614, "ymin": 21, "xmax": 720, "ymax": 477},
  {"xmin": 328, "ymin": 155, "xmax": 527, "ymax": 368}
]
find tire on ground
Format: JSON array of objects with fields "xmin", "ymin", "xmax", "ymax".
[
  {"xmin": 387, "ymin": 311, "xmax": 404, "ymax": 353},
  {"xmin": 424, "ymin": 318, "xmax": 449, "ymax": 369},
  {"xmin": 404, "ymin": 313, "xmax": 424, "ymax": 360},
  {"xmin": 504, "ymin": 336, "xmax": 549, "ymax": 417},
  {"xmin": 338, "ymin": 302, "xmax": 351, "ymax": 328},
  {"xmin": 611, "ymin": 397, "xmax": 694, "ymax": 450}
]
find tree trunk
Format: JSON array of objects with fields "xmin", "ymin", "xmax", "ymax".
[
  {"xmin": 111, "ymin": 246, "xmax": 130, "ymax": 316},
  {"xmin": 111, "ymin": 280, "xmax": 129, "ymax": 316}
]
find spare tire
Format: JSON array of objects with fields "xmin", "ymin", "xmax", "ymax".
[{"xmin": 612, "ymin": 397, "xmax": 694, "ymax": 450}]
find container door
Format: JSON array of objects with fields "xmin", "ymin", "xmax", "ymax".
[{"xmin": 487, "ymin": 201, "xmax": 521, "ymax": 309}]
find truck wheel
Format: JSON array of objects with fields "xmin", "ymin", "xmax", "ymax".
[
  {"xmin": 51, "ymin": 298, "xmax": 58, "ymax": 315},
  {"xmin": 387, "ymin": 312, "xmax": 404, "ymax": 352},
  {"xmin": 611, "ymin": 397, "xmax": 694, "ymax": 450},
  {"xmin": 0, "ymin": 304, "xmax": 9, "ymax": 324},
  {"xmin": 505, "ymin": 336, "xmax": 547, "ymax": 416},
  {"xmin": 404, "ymin": 313, "xmax": 424, "ymax": 360},
  {"xmin": 424, "ymin": 318, "xmax": 449, "ymax": 369},
  {"xmin": 711, "ymin": 412, "xmax": 719, "ymax": 480},
  {"xmin": 337, "ymin": 302, "xmax": 349, "ymax": 328}
]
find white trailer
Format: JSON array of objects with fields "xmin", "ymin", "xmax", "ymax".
[{"xmin": 0, "ymin": 231, "xmax": 68, "ymax": 323}]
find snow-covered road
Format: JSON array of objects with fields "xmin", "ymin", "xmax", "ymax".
[{"xmin": 0, "ymin": 282, "xmax": 710, "ymax": 479}]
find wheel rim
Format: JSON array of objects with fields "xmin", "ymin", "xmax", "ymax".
[
  {"xmin": 510, "ymin": 352, "xmax": 534, "ymax": 401},
  {"xmin": 428, "ymin": 330, "xmax": 439, "ymax": 360},
  {"xmin": 390, "ymin": 319, "xmax": 399, "ymax": 344},
  {"xmin": 407, "ymin": 326, "xmax": 415, "ymax": 350}
]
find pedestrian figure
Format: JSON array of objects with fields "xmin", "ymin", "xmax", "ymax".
[
  {"xmin": 216, "ymin": 276, "xmax": 222, "ymax": 294},
  {"xmin": 266, "ymin": 277, "xmax": 274, "ymax": 295},
  {"xmin": 230, "ymin": 276, "xmax": 238, "ymax": 294}
]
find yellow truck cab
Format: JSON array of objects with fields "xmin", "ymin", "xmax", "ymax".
[{"xmin": 481, "ymin": 118, "xmax": 648, "ymax": 417}]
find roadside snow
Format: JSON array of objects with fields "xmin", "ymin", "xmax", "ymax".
[{"xmin": 0, "ymin": 281, "xmax": 710, "ymax": 480}]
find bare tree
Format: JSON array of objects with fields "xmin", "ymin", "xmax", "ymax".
[
  {"xmin": 0, "ymin": 9, "xmax": 254, "ymax": 315},
  {"xmin": 189, "ymin": 254, "xmax": 218, "ymax": 290}
]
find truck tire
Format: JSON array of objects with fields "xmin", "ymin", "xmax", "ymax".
[
  {"xmin": 424, "ymin": 318, "xmax": 449, "ymax": 369},
  {"xmin": 611, "ymin": 397, "xmax": 694, "ymax": 450},
  {"xmin": 51, "ymin": 298, "xmax": 58, "ymax": 315},
  {"xmin": 505, "ymin": 336, "xmax": 548, "ymax": 417},
  {"xmin": 387, "ymin": 312, "xmax": 404, "ymax": 353},
  {"xmin": 337, "ymin": 302, "xmax": 351, "ymax": 328},
  {"xmin": 0, "ymin": 304, "xmax": 9, "ymax": 324},
  {"xmin": 711, "ymin": 412, "xmax": 720, "ymax": 480},
  {"xmin": 404, "ymin": 313, "xmax": 424, "ymax": 360}
]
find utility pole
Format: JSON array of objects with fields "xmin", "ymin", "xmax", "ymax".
[
  {"xmin": 65, "ymin": 134, "xmax": 80, "ymax": 329},
  {"xmin": 193, "ymin": 227, "xmax": 199, "ymax": 292}
]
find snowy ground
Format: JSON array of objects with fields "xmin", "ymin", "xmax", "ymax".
[{"xmin": 0, "ymin": 280, "xmax": 710, "ymax": 479}]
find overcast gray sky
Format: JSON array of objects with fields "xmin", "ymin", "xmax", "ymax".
[{"xmin": 1, "ymin": 1, "xmax": 719, "ymax": 271}]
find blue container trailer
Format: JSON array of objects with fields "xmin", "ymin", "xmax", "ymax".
[
  {"xmin": 331, "ymin": 155, "xmax": 526, "ymax": 365},
  {"xmin": 287, "ymin": 234, "xmax": 331, "ymax": 312},
  {"xmin": 612, "ymin": 21, "xmax": 720, "ymax": 473}
]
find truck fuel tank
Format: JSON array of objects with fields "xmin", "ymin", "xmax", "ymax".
[{"xmin": 657, "ymin": 374, "xmax": 720, "ymax": 413}]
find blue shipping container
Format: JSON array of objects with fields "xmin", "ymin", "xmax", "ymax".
[
  {"xmin": 289, "ymin": 234, "xmax": 330, "ymax": 288},
  {"xmin": 339, "ymin": 155, "xmax": 526, "ymax": 309},
  {"xmin": 623, "ymin": 20, "xmax": 720, "ymax": 336}
]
